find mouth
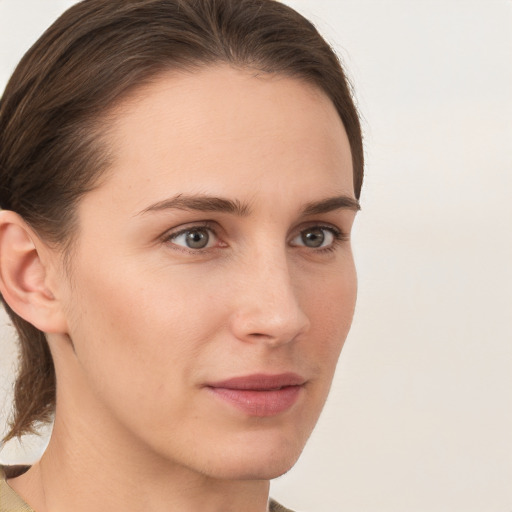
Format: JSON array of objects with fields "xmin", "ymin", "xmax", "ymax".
[{"xmin": 205, "ymin": 373, "xmax": 306, "ymax": 417}]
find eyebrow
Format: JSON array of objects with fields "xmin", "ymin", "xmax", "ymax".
[
  {"xmin": 302, "ymin": 195, "xmax": 361, "ymax": 215},
  {"xmin": 138, "ymin": 194, "xmax": 250, "ymax": 216},
  {"xmin": 138, "ymin": 193, "xmax": 360, "ymax": 217}
]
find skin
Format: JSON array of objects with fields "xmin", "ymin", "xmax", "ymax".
[{"xmin": 2, "ymin": 65, "xmax": 358, "ymax": 512}]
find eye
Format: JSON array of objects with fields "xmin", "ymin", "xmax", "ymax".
[
  {"xmin": 291, "ymin": 226, "xmax": 340, "ymax": 249},
  {"xmin": 168, "ymin": 226, "xmax": 217, "ymax": 250}
]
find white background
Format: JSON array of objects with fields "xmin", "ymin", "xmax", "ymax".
[{"xmin": 1, "ymin": 1, "xmax": 511, "ymax": 511}]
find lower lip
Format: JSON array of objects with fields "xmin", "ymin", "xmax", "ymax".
[{"xmin": 207, "ymin": 386, "xmax": 303, "ymax": 417}]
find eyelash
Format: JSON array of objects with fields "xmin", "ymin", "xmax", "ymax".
[
  {"xmin": 163, "ymin": 222, "xmax": 219, "ymax": 253},
  {"xmin": 162, "ymin": 222, "xmax": 348, "ymax": 254},
  {"xmin": 298, "ymin": 225, "xmax": 348, "ymax": 254}
]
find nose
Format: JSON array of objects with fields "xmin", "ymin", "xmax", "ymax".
[{"xmin": 228, "ymin": 250, "xmax": 311, "ymax": 347}]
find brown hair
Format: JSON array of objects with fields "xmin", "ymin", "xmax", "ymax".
[{"xmin": 0, "ymin": 0, "xmax": 364, "ymax": 442}]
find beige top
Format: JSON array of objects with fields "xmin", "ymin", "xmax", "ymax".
[
  {"xmin": 0, "ymin": 466, "xmax": 295, "ymax": 512},
  {"xmin": 0, "ymin": 467, "xmax": 33, "ymax": 512}
]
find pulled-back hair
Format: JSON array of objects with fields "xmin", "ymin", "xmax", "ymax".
[{"xmin": 0, "ymin": 0, "xmax": 363, "ymax": 442}]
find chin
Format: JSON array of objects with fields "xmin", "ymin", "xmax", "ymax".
[
  {"xmin": 208, "ymin": 453, "xmax": 301, "ymax": 481},
  {"xmin": 197, "ymin": 430, "xmax": 308, "ymax": 481}
]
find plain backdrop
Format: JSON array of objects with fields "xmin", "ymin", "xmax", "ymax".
[{"xmin": 1, "ymin": 1, "xmax": 511, "ymax": 511}]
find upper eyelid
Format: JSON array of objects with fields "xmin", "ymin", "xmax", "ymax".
[
  {"xmin": 168, "ymin": 225, "xmax": 212, "ymax": 238},
  {"xmin": 290, "ymin": 225, "xmax": 344, "ymax": 243},
  {"xmin": 162, "ymin": 221, "xmax": 218, "ymax": 239},
  {"xmin": 291, "ymin": 221, "xmax": 345, "ymax": 238}
]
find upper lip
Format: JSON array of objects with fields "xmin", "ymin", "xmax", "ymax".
[{"xmin": 206, "ymin": 373, "xmax": 306, "ymax": 391}]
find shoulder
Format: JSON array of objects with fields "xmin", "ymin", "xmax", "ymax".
[
  {"xmin": 269, "ymin": 498, "xmax": 297, "ymax": 512},
  {"xmin": 0, "ymin": 465, "xmax": 35, "ymax": 512}
]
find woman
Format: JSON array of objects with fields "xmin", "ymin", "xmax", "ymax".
[{"xmin": 0, "ymin": 0, "xmax": 363, "ymax": 511}]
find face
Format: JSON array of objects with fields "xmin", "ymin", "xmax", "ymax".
[{"xmin": 52, "ymin": 65, "xmax": 358, "ymax": 480}]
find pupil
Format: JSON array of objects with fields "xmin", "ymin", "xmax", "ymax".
[
  {"xmin": 302, "ymin": 228, "xmax": 324, "ymax": 248},
  {"xmin": 186, "ymin": 229, "xmax": 209, "ymax": 249}
]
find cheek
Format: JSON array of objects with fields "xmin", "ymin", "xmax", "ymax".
[
  {"xmin": 302, "ymin": 257, "xmax": 357, "ymax": 365},
  {"xmin": 64, "ymin": 258, "xmax": 224, "ymax": 400}
]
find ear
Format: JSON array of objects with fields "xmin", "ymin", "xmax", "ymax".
[{"xmin": 0, "ymin": 210, "xmax": 68, "ymax": 334}]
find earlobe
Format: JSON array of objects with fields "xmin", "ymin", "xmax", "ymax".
[{"xmin": 0, "ymin": 210, "xmax": 68, "ymax": 334}]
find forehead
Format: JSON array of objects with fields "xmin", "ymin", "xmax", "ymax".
[{"xmin": 92, "ymin": 65, "xmax": 354, "ymax": 214}]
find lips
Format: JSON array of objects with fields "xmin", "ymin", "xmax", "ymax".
[{"xmin": 206, "ymin": 373, "xmax": 306, "ymax": 417}]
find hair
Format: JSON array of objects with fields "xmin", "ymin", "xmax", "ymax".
[{"xmin": 0, "ymin": 0, "xmax": 364, "ymax": 442}]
